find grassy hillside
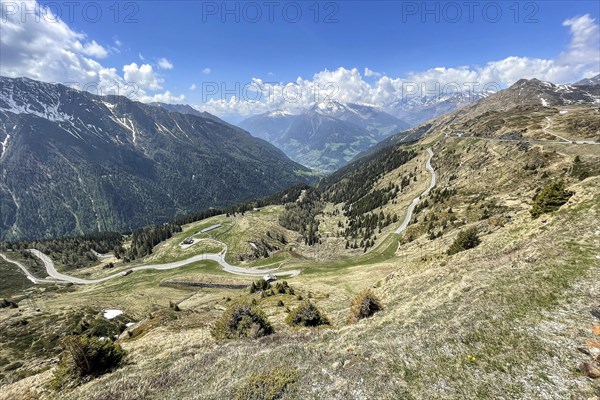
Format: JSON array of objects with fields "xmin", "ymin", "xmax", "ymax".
[{"xmin": 1, "ymin": 102, "xmax": 599, "ymax": 399}]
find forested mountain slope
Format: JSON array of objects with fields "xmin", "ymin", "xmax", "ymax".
[{"xmin": 0, "ymin": 77, "xmax": 313, "ymax": 240}]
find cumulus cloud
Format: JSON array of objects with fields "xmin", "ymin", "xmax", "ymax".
[
  {"xmin": 189, "ymin": 83, "xmax": 197, "ymax": 91},
  {"xmin": 77, "ymin": 40, "xmax": 108, "ymax": 58},
  {"xmin": 123, "ymin": 63, "xmax": 163, "ymax": 90},
  {"xmin": 0, "ymin": 0, "xmax": 111, "ymax": 84},
  {"xmin": 158, "ymin": 58, "xmax": 174, "ymax": 70},
  {"xmin": 2, "ymin": 1, "xmax": 598, "ymax": 113},
  {"xmin": 197, "ymin": 14, "xmax": 600, "ymax": 118},
  {"xmin": 0, "ymin": 0, "xmax": 185, "ymax": 104},
  {"xmin": 138, "ymin": 91, "xmax": 185, "ymax": 104},
  {"xmin": 364, "ymin": 67, "xmax": 382, "ymax": 78}
]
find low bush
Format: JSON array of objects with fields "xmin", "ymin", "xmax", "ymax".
[
  {"xmin": 51, "ymin": 336, "xmax": 125, "ymax": 389},
  {"xmin": 348, "ymin": 290, "xmax": 383, "ymax": 323},
  {"xmin": 235, "ymin": 367, "xmax": 299, "ymax": 400},
  {"xmin": 249, "ymin": 279, "xmax": 271, "ymax": 294},
  {"xmin": 285, "ymin": 301, "xmax": 329, "ymax": 327},
  {"xmin": 570, "ymin": 156, "xmax": 593, "ymax": 181},
  {"xmin": 530, "ymin": 180, "xmax": 574, "ymax": 218},
  {"xmin": 212, "ymin": 302, "xmax": 273, "ymax": 340},
  {"xmin": 274, "ymin": 281, "xmax": 295, "ymax": 295},
  {"xmin": 447, "ymin": 227, "xmax": 480, "ymax": 255}
]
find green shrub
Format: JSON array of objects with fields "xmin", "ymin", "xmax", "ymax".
[
  {"xmin": 212, "ymin": 302, "xmax": 273, "ymax": 340},
  {"xmin": 249, "ymin": 279, "xmax": 271, "ymax": 294},
  {"xmin": 530, "ymin": 180, "xmax": 574, "ymax": 218},
  {"xmin": 285, "ymin": 301, "xmax": 329, "ymax": 327},
  {"xmin": 274, "ymin": 281, "xmax": 294, "ymax": 295},
  {"xmin": 570, "ymin": 156, "xmax": 593, "ymax": 181},
  {"xmin": 349, "ymin": 290, "xmax": 383, "ymax": 323},
  {"xmin": 235, "ymin": 367, "xmax": 299, "ymax": 400},
  {"xmin": 51, "ymin": 336, "xmax": 125, "ymax": 389},
  {"xmin": 447, "ymin": 227, "xmax": 480, "ymax": 255}
]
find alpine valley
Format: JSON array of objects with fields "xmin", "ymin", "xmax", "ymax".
[
  {"xmin": 1, "ymin": 74, "xmax": 599, "ymax": 399},
  {"xmin": 238, "ymin": 101, "xmax": 410, "ymax": 171},
  {"xmin": 1, "ymin": 3, "xmax": 600, "ymax": 399},
  {"xmin": 0, "ymin": 77, "xmax": 314, "ymax": 241}
]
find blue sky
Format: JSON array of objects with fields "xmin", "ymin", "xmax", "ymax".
[{"xmin": 2, "ymin": 1, "xmax": 600, "ymax": 119}]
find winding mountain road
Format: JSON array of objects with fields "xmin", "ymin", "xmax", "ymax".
[
  {"xmin": 542, "ymin": 117, "xmax": 600, "ymax": 145},
  {"xmin": 395, "ymin": 147, "xmax": 436, "ymax": 235},
  {"xmin": 0, "ymin": 253, "xmax": 57, "ymax": 284},
  {"xmin": 5, "ymin": 147, "xmax": 437, "ymax": 284},
  {"xmin": 445, "ymin": 118, "xmax": 599, "ymax": 146},
  {"xmin": 3, "ymin": 239, "xmax": 300, "ymax": 286}
]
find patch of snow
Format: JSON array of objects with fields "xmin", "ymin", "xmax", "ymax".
[
  {"xmin": 269, "ymin": 110, "xmax": 293, "ymax": 117},
  {"xmin": 559, "ymin": 110, "xmax": 569, "ymax": 114},
  {"xmin": 1, "ymin": 134, "xmax": 10, "ymax": 156},
  {"xmin": 540, "ymin": 98, "xmax": 549, "ymax": 107},
  {"xmin": 27, "ymin": 276, "xmax": 36, "ymax": 283},
  {"xmin": 103, "ymin": 309, "xmax": 123, "ymax": 319},
  {"xmin": 126, "ymin": 322, "xmax": 135, "ymax": 327},
  {"xmin": 1, "ymin": 94, "xmax": 73, "ymax": 122}
]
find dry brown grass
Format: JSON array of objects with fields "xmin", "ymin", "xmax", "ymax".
[{"xmin": 2, "ymin": 112, "xmax": 599, "ymax": 399}]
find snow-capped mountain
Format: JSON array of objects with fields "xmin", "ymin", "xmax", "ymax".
[
  {"xmin": 238, "ymin": 101, "xmax": 409, "ymax": 171},
  {"xmin": 389, "ymin": 91, "xmax": 488, "ymax": 126},
  {"xmin": 0, "ymin": 76, "xmax": 312, "ymax": 240},
  {"xmin": 311, "ymin": 100, "xmax": 410, "ymax": 136},
  {"xmin": 573, "ymin": 74, "xmax": 600, "ymax": 87},
  {"xmin": 464, "ymin": 78, "xmax": 600, "ymax": 112}
]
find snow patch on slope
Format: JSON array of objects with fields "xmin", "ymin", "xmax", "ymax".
[
  {"xmin": 103, "ymin": 309, "xmax": 123, "ymax": 319},
  {"xmin": 1, "ymin": 94, "xmax": 73, "ymax": 122},
  {"xmin": 1, "ymin": 134, "xmax": 10, "ymax": 157}
]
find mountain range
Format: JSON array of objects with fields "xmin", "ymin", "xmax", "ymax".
[
  {"xmin": 238, "ymin": 101, "xmax": 410, "ymax": 171},
  {"xmin": 573, "ymin": 74, "xmax": 600, "ymax": 86},
  {"xmin": 388, "ymin": 91, "xmax": 488, "ymax": 126},
  {"xmin": 0, "ymin": 77, "xmax": 312, "ymax": 241}
]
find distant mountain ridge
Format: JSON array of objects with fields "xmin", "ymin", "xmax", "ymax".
[
  {"xmin": 573, "ymin": 74, "xmax": 600, "ymax": 86},
  {"xmin": 354, "ymin": 77, "xmax": 600, "ymax": 161},
  {"xmin": 238, "ymin": 101, "xmax": 410, "ymax": 171},
  {"xmin": 388, "ymin": 91, "xmax": 489, "ymax": 126},
  {"xmin": 0, "ymin": 76, "xmax": 312, "ymax": 240}
]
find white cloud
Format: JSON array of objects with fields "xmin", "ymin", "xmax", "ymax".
[
  {"xmin": 123, "ymin": 63, "xmax": 163, "ymax": 90},
  {"xmin": 0, "ymin": 0, "xmax": 112, "ymax": 85},
  {"xmin": 189, "ymin": 83, "xmax": 197, "ymax": 91},
  {"xmin": 158, "ymin": 58, "xmax": 174, "ymax": 70},
  {"xmin": 196, "ymin": 14, "xmax": 600, "ymax": 119},
  {"xmin": 0, "ymin": 0, "xmax": 185, "ymax": 104},
  {"xmin": 77, "ymin": 40, "xmax": 108, "ymax": 59},
  {"xmin": 2, "ymin": 2, "xmax": 597, "ymax": 117},
  {"xmin": 364, "ymin": 67, "xmax": 381, "ymax": 78},
  {"xmin": 137, "ymin": 91, "xmax": 185, "ymax": 104}
]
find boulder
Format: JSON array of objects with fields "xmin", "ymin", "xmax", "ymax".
[{"xmin": 580, "ymin": 362, "xmax": 600, "ymax": 379}]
